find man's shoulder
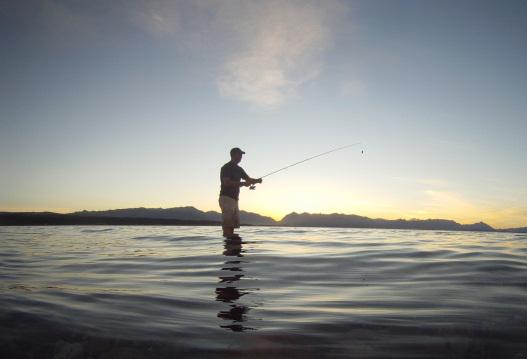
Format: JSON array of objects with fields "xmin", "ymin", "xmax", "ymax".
[
  {"xmin": 221, "ymin": 162, "xmax": 235, "ymax": 172},
  {"xmin": 221, "ymin": 161, "xmax": 245, "ymax": 169}
]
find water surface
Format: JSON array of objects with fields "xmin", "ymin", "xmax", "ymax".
[{"xmin": 1, "ymin": 226, "xmax": 526, "ymax": 358}]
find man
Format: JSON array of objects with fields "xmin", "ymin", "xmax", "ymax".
[{"xmin": 219, "ymin": 147, "xmax": 262, "ymax": 239}]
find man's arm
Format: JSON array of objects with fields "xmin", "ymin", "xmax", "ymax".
[
  {"xmin": 222, "ymin": 176, "xmax": 251, "ymax": 187},
  {"xmin": 244, "ymin": 177, "xmax": 263, "ymax": 185},
  {"xmin": 241, "ymin": 169, "xmax": 262, "ymax": 185}
]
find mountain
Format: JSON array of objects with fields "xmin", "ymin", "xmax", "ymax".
[
  {"xmin": 279, "ymin": 212, "xmax": 495, "ymax": 232},
  {"xmin": 72, "ymin": 207, "xmax": 219, "ymax": 221},
  {"xmin": 71, "ymin": 206, "xmax": 276, "ymax": 226},
  {"xmin": 0, "ymin": 212, "xmax": 219, "ymax": 226},
  {"xmin": 501, "ymin": 227, "xmax": 527, "ymax": 233},
  {"xmin": 2, "ymin": 207, "xmax": 524, "ymax": 233}
]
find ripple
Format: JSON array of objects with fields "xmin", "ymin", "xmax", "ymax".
[{"xmin": 1, "ymin": 226, "xmax": 526, "ymax": 358}]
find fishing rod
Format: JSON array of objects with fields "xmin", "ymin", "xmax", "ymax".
[{"xmin": 249, "ymin": 142, "xmax": 364, "ymax": 190}]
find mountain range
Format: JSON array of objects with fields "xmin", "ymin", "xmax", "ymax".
[
  {"xmin": 1, "ymin": 206, "xmax": 526, "ymax": 233},
  {"xmin": 72, "ymin": 206, "xmax": 276, "ymax": 225}
]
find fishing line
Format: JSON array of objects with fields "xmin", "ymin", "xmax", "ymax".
[{"xmin": 250, "ymin": 142, "xmax": 364, "ymax": 189}]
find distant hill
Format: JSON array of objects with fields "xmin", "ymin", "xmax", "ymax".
[
  {"xmin": 501, "ymin": 227, "xmax": 527, "ymax": 233},
  {"xmin": 0, "ymin": 212, "xmax": 219, "ymax": 226},
  {"xmin": 71, "ymin": 206, "xmax": 276, "ymax": 226},
  {"xmin": 280, "ymin": 212, "xmax": 495, "ymax": 231},
  {"xmin": 1, "ymin": 207, "xmax": 525, "ymax": 233}
]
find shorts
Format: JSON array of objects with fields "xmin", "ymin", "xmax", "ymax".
[{"xmin": 218, "ymin": 195, "xmax": 240, "ymax": 228}]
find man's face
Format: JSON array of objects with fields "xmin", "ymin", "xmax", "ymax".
[{"xmin": 231, "ymin": 153, "xmax": 242, "ymax": 163}]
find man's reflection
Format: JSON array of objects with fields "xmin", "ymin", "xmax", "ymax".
[{"xmin": 216, "ymin": 238, "xmax": 256, "ymax": 331}]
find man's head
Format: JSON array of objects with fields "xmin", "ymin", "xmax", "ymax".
[{"xmin": 230, "ymin": 147, "xmax": 245, "ymax": 164}]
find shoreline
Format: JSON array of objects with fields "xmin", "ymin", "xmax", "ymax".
[{"xmin": 1, "ymin": 212, "xmax": 525, "ymax": 233}]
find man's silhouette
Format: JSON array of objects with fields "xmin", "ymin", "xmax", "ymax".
[{"xmin": 219, "ymin": 147, "xmax": 262, "ymax": 239}]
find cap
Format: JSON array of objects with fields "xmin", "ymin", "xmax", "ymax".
[{"xmin": 230, "ymin": 147, "xmax": 245, "ymax": 156}]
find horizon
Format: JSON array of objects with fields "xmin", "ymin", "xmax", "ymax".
[
  {"xmin": 1, "ymin": 1, "xmax": 526, "ymax": 228},
  {"xmin": 2, "ymin": 205, "xmax": 523, "ymax": 229}
]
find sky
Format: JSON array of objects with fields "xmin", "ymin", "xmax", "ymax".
[{"xmin": 1, "ymin": 0, "xmax": 526, "ymax": 228}]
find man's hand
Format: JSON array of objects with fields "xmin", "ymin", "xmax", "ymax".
[
  {"xmin": 246, "ymin": 178, "xmax": 262, "ymax": 185},
  {"xmin": 246, "ymin": 178, "xmax": 262, "ymax": 190},
  {"xmin": 242, "ymin": 178, "xmax": 263, "ymax": 189}
]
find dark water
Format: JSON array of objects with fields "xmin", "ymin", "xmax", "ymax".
[{"xmin": 1, "ymin": 226, "xmax": 527, "ymax": 358}]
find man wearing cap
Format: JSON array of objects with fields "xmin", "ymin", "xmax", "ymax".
[{"xmin": 219, "ymin": 147, "xmax": 262, "ymax": 239}]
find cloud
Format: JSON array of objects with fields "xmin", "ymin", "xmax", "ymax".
[
  {"xmin": 133, "ymin": 1, "xmax": 180, "ymax": 36},
  {"xmin": 419, "ymin": 190, "xmax": 527, "ymax": 228},
  {"xmin": 131, "ymin": 0, "xmax": 344, "ymax": 107},
  {"xmin": 9, "ymin": 0, "xmax": 345, "ymax": 108},
  {"xmin": 215, "ymin": 1, "xmax": 341, "ymax": 108},
  {"xmin": 423, "ymin": 190, "xmax": 478, "ymax": 213},
  {"xmin": 392, "ymin": 176, "xmax": 448, "ymax": 188}
]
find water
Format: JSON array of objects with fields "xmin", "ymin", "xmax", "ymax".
[{"xmin": 1, "ymin": 226, "xmax": 526, "ymax": 358}]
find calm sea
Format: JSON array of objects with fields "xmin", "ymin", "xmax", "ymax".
[{"xmin": 1, "ymin": 226, "xmax": 526, "ymax": 358}]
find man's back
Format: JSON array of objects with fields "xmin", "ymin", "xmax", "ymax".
[{"xmin": 220, "ymin": 161, "xmax": 248, "ymax": 200}]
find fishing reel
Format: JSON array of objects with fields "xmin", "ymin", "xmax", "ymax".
[{"xmin": 249, "ymin": 178, "xmax": 262, "ymax": 190}]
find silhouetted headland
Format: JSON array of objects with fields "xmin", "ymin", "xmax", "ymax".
[{"xmin": 1, "ymin": 207, "xmax": 525, "ymax": 233}]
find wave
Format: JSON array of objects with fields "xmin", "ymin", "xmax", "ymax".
[{"xmin": 1, "ymin": 226, "xmax": 526, "ymax": 358}]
